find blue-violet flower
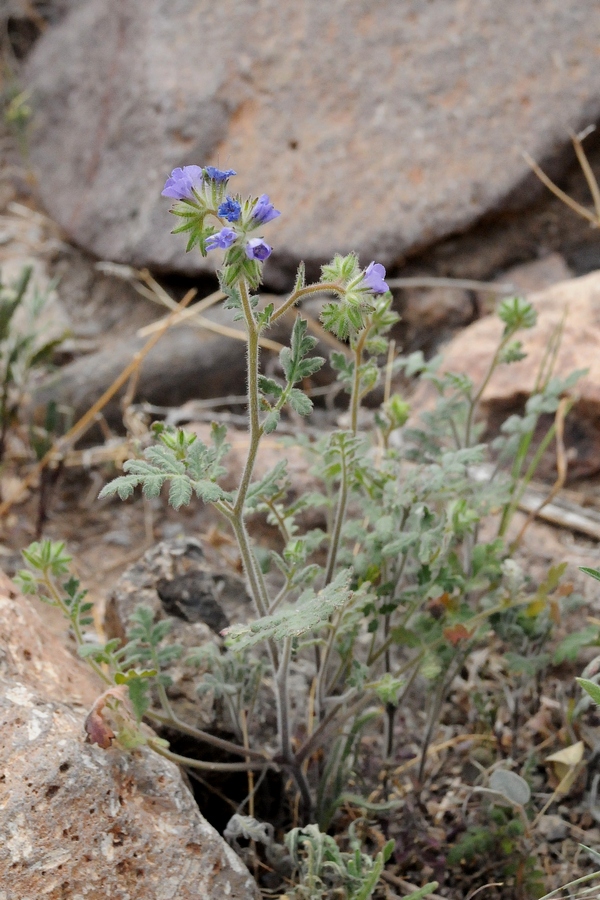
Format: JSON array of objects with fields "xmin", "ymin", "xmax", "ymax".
[
  {"xmin": 161, "ymin": 165, "xmax": 204, "ymax": 200},
  {"xmin": 360, "ymin": 262, "xmax": 389, "ymax": 294},
  {"xmin": 246, "ymin": 238, "xmax": 272, "ymax": 261},
  {"xmin": 218, "ymin": 197, "xmax": 242, "ymax": 222},
  {"xmin": 251, "ymin": 194, "xmax": 281, "ymax": 226},
  {"xmin": 205, "ymin": 166, "xmax": 236, "ymax": 183},
  {"xmin": 206, "ymin": 228, "xmax": 238, "ymax": 251}
]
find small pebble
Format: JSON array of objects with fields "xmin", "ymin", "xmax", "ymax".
[
  {"xmin": 102, "ymin": 529, "xmax": 131, "ymax": 547},
  {"xmin": 537, "ymin": 814, "xmax": 568, "ymax": 842}
]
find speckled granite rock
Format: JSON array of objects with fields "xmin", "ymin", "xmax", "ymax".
[{"xmin": 0, "ymin": 571, "xmax": 259, "ymax": 899}]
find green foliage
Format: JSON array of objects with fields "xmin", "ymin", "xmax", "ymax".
[
  {"xmin": 190, "ymin": 642, "xmax": 266, "ymax": 739},
  {"xmin": 498, "ymin": 295, "xmax": 537, "ymax": 334},
  {"xmin": 284, "ymin": 822, "xmax": 401, "ymax": 900},
  {"xmin": 2, "ymin": 82, "xmax": 32, "ymax": 156},
  {"xmin": 21, "ymin": 171, "xmax": 592, "ymax": 900},
  {"xmin": 577, "ymin": 677, "xmax": 600, "ymax": 707},
  {"xmin": 99, "ymin": 423, "xmax": 232, "ymax": 509},
  {"xmin": 315, "ymin": 707, "xmax": 384, "ymax": 830},
  {"xmin": 225, "ymin": 571, "xmax": 352, "ymax": 650},
  {"xmin": 0, "ymin": 265, "xmax": 66, "ymax": 459},
  {"xmin": 447, "ymin": 805, "xmax": 546, "ymax": 898},
  {"xmin": 17, "ymin": 540, "xmax": 93, "ymax": 637},
  {"xmin": 259, "ymin": 317, "xmax": 325, "ymax": 423}
]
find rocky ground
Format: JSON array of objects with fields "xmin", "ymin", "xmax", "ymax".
[{"xmin": 4, "ymin": 4, "xmax": 600, "ymax": 899}]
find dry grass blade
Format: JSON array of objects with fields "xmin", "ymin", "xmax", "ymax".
[
  {"xmin": 570, "ymin": 127, "xmax": 600, "ymax": 224},
  {"xmin": 386, "ymin": 276, "xmax": 515, "ymax": 293},
  {"xmin": 392, "ymin": 733, "xmax": 496, "ymax": 776},
  {"xmin": 465, "ymin": 884, "xmax": 505, "ymax": 900},
  {"xmin": 523, "ymin": 129, "xmax": 600, "ymax": 228},
  {"xmin": 0, "ymin": 288, "xmax": 197, "ymax": 519}
]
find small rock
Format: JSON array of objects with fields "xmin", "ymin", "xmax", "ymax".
[
  {"xmin": 105, "ymin": 537, "xmax": 253, "ymax": 729},
  {"xmin": 537, "ymin": 814, "xmax": 568, "ymax": 842}
]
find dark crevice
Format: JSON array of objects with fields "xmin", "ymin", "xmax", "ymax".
[{"xmin": 157, "ymin": 727, "xmax": 286, "ymax": 836}]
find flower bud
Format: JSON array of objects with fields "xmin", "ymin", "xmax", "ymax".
[
  {"xmin": 250, "ymin": 194, "xmax": 281, "ymax": 226},
  {"xmin": 385, "ymin": 394, "xmax": 410, "ymax": 429},
  {"xmin": 204, "ymin": 166, "xmax": 236, "ymax": 183}
]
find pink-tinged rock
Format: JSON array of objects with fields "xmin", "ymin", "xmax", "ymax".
[
  {"xmin": 0, "ymin": 576, "xmax": 259, "ymax": 899},
  {"xmin": 23, "ymin": 0, "xmax": 600, "ymax": 284},
  {"xmin": 497, "ymin": 254, "xmax": 574, "ymax": 298},
  {"xmin": 417, "ymin": 270, "xmax": 600, "ymax": 478},
  {"xmin": 0, "ymin": 570, "xmax": 101, "ymax": 707}
]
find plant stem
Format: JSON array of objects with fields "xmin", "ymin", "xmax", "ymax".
[
  {"xmin": 148, "ymin": 739, "xmax": 272, "ymax": 772},
  {"xmin": 275, "ymin": 636, "xmax": 293, "ymax": 762},
  {"xmin": 323, "ymin": 443, "xmax": 348, "ymax": 587},
  {"xmin": 464, "ymin": 336, "xmax": 509, "ymax": 447},
  {"xmin": 216, "ymin": 279, "xmax": 272, "ymax": 626},
  {"xmin": 314, "ymin": 606, "xmax": 344, "ymax": 718},
  {"xmin": 146, "ymin": 709, "xmax": 268, "ymax": 761},
  {"xmin": 226, "ymin": 511, "xmax": 271, "ymax": 620},
  {"xmin": 295, "ymin": 690, "xmax": 374, "ymax": 767},
  {"xmin": 274, "ymin": 637, "xmax": 313, "ymax": 815},
  {"xmin": 270, "ymin": 281, "xmax": 345, "ymax": 324},
  {"xmin": 234, "ymin": 279, "xmax": 262, "ymax": 518},
  {"xmin": 43, "ymin": 573, "xmax": 111, "ymax": 687},
  {"xmin": 350, "ymin": 328, "xmax": 367, "ymax": 434}
]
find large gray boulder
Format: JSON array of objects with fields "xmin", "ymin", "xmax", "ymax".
[{"xmin": 24, "ymin": 0, "xmax": 600, "ymax": 285}]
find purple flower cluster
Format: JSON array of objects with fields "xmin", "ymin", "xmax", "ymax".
[
  {"xmin": 163, "ymin": 165, "xmax": 278, "ymax": 267},
  {"xmin": 161, "ymin": 165, "xmax": 204, "ymax": 201},
  {"xmin": 360, "ymin": 262, "xmax": 388, "ymax": 294},
  {"xmin": 218, "ymin": 197, "xmax": 242, "ymax": 222},
  {"xmin": 251, "ymin": 194, "xmax": 280, "ymax": 226}
]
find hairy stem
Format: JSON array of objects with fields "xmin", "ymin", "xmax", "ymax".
[
  {"xmin": 350, "ymin": 328, "xmax": 368, "ymax": 434},
  {"xmin": 323, "ymin": 325, "xmax": 367, "ymax": 586},
  {"xmin": 323, "ymin": 443, "xmax": 349, "ymax": 586},
  {"xmin": 275, "ymin": 636, "xmax": 294, "ymax": 762},
  {"xmin": 270, "ymin": 281, "xmax": 345, "ymax": 324},
  {"xmin": 234, "ymin": 279, "xmax": 263, "ymax": 518},
  {"xmin": 215, "ymin": 280, "xmax": 272, "ymax": 626},
  {"xmin": 464, "ymin": 335, "xmax": 509, "ymax": 447},
  {"xmin": 43, "ymin": 574, "xmax": 111, "ymax": 687}
]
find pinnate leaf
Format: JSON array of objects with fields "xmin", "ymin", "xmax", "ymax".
[{"xmin": 225, "ymin": 571, "xmax": 352, "ymax": 649}]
